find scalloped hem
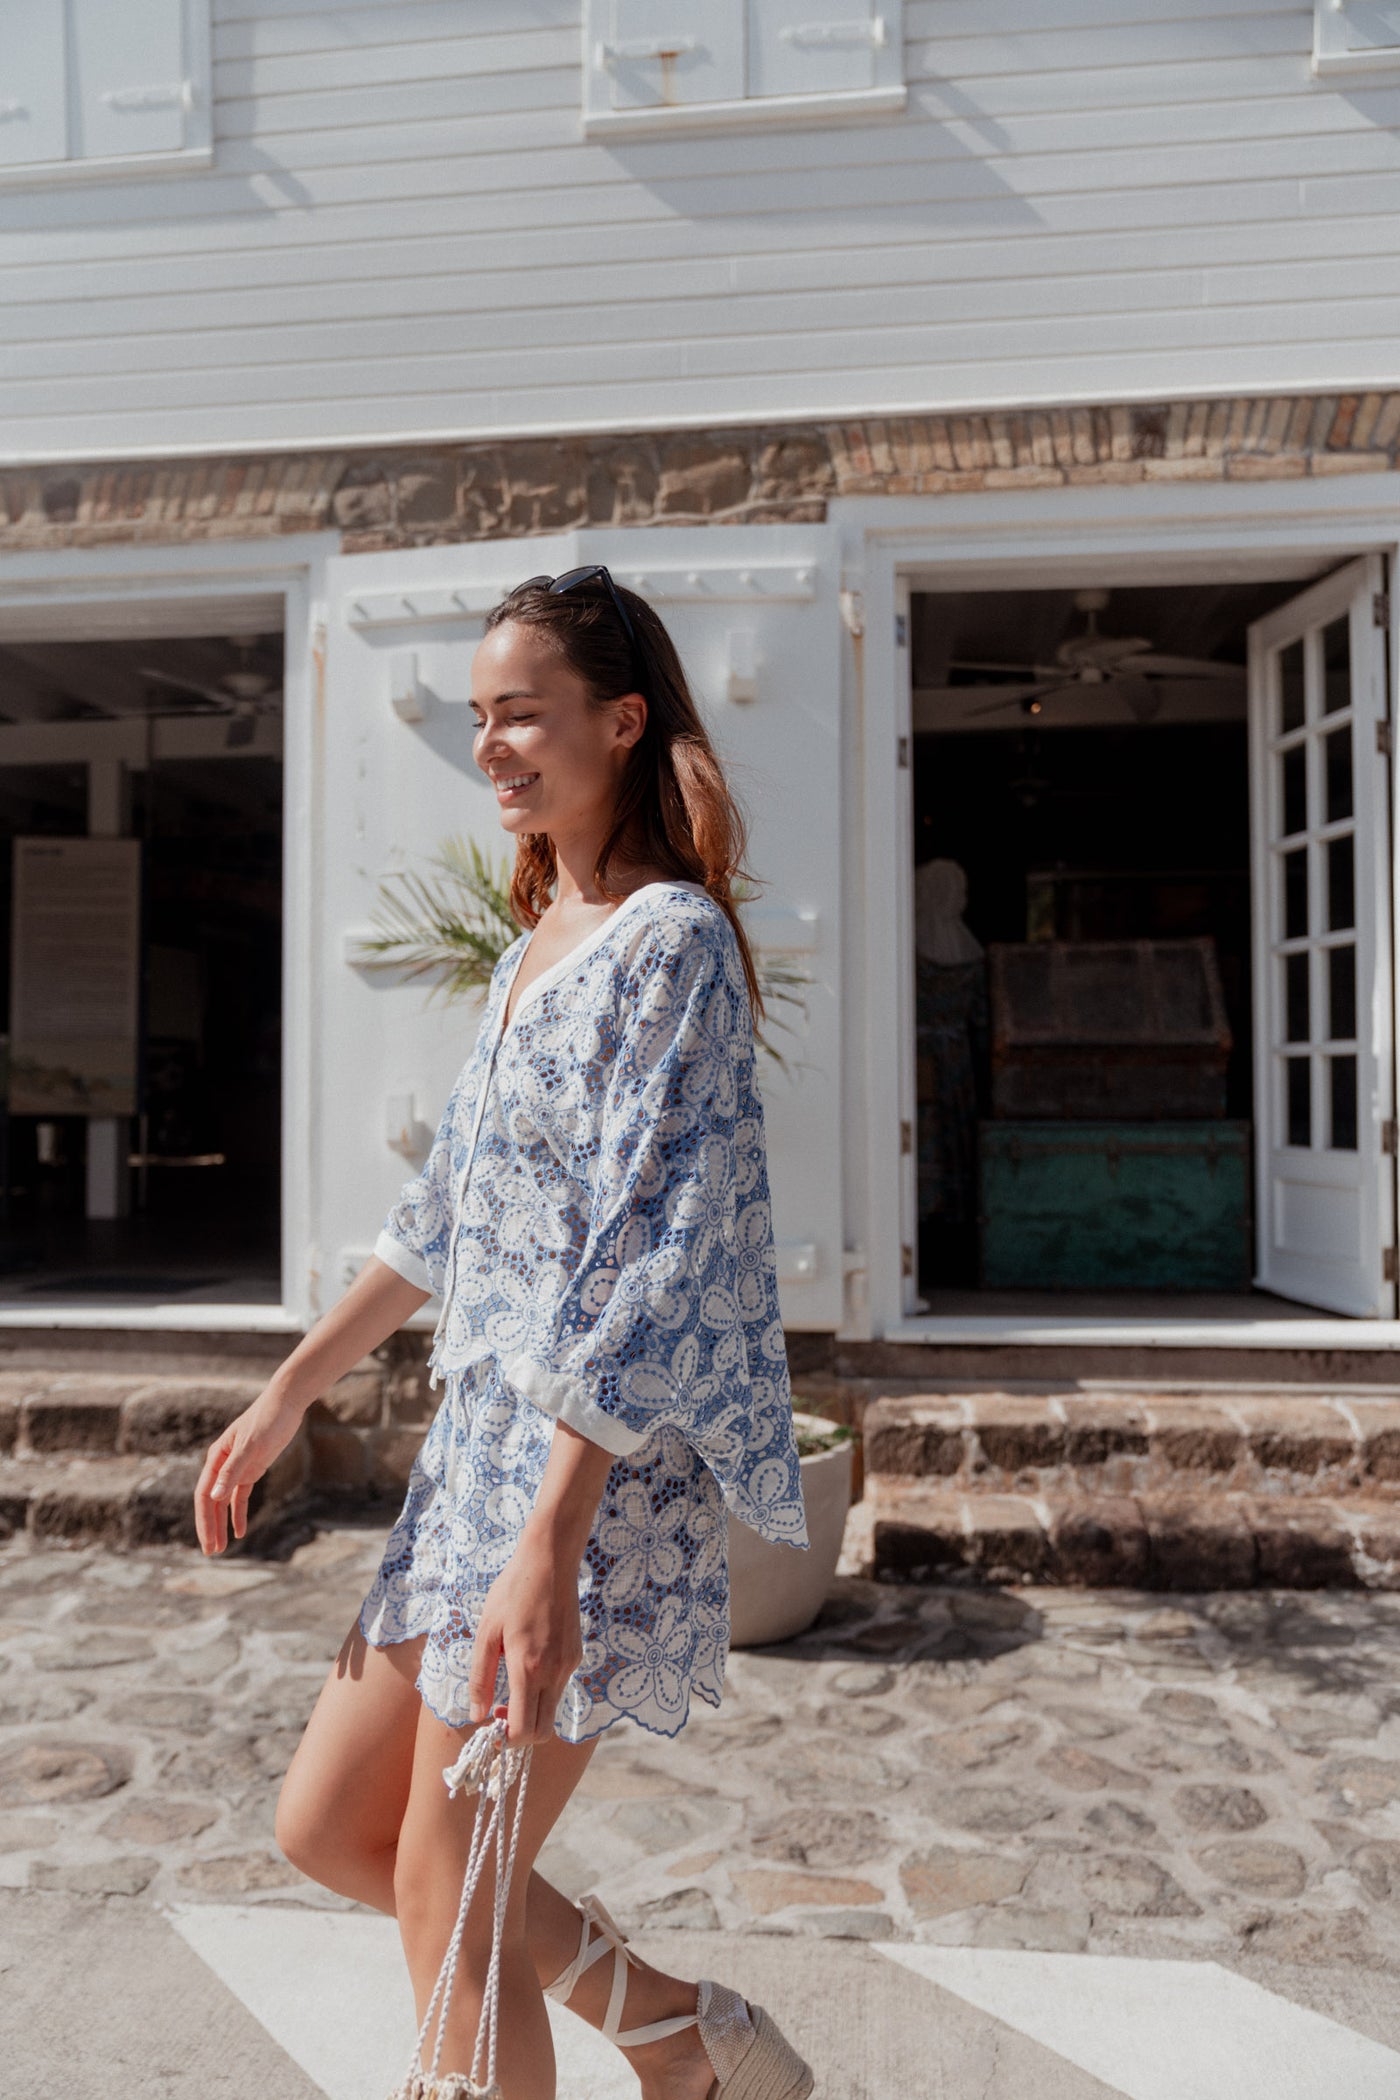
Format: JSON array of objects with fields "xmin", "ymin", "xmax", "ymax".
[{"xmin": 357, "ymin": 1596, "xmax": 724, "ymax": 1746}]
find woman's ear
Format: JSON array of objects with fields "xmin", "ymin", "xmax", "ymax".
[{"xmin": 612, "ymin": 691, "xmax": 648, "ymax": 752}]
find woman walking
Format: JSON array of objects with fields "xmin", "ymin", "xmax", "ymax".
[{"xmin": 192, "ymin": 568, "xmax": 815, "ymax": 2100}]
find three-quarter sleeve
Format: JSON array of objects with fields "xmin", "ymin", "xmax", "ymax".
[
  {"xmin": 374, "ymin": 1077, "xmax": 462, "ymax": 1298},
  {"xmin": 502, "ymin": 916, "xmax": 779, "ymax": 1470}
]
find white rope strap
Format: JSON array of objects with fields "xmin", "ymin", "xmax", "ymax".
[
  {"xmin": 543, "ymin": 1892, "xmax": 699, "ymax": 2050},
  {"xmin": 390, "ymin": 1715, "xmax": 534, "ymax": 2100}
]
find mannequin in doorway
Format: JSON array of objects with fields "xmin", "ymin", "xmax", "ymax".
[{"xmin": 914, "ymin": 857, "xmax": 989, "ymax": 1289}]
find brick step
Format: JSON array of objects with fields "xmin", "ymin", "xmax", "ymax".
[
  {"xmin": 861, "ymin": 1388, "xmax": 1400, "ymax": 1501},
  {"xmin": 867, "ymin": 1476, "xmax": 1400, "ymax": 1591},
  {"xmin": 0, "ymin": 1437, "xmax": 309, "ymax": 1551}
]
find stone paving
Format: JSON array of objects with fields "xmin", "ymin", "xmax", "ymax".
[{"xmin": 2, "ymin": 1520, "xmax": 1400, "ymax": 1980}]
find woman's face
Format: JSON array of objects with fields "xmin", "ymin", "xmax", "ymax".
[{"xmin": 469, "ymin": 620, "xmax": 645, "ymax": 842}]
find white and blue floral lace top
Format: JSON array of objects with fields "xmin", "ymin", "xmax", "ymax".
[{"xmin": 356, "ymin": 878, "xmax": 809, "ymax": 1743}]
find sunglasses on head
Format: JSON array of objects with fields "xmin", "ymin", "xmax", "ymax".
[{"xmin": 517, "ymin": 564, "xmax": 637, "ymax": 652}]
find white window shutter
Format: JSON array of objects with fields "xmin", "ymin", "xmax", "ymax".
[
  {"xmin": 604, "ymin": 0, "xmax": 745, "ymax": 109},
  {"xmin": 747, "ymin": 0, "xmax": 886, "ymax": 98},
  {"xmin": 70, "ymin": 0, "xmax": 189, "ymax": 161},
  {"xmin": 0, "ymin": 1, "xmax": 68, "ymax": 168},
  {"xmin": 1314, "ymin": 0, "xmax": 1400, "ymax": 73}
]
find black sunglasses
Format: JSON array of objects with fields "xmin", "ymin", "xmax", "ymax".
[{"xmin": 517, "ymin": 563, "xmax": 637, "ymax": 651}]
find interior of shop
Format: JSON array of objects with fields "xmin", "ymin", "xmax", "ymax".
[
  {"xmin": 910, "ymin": 578, "xmax": 1310, "ymax": 1309},
  {"xmin": 0, "ymin": 630, "xmax": 284, "ymax": 1307}
]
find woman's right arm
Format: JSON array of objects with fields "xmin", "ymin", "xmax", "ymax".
[{"xmin": 193, "ymin": 1255, "xmax": 429, "ymax": 1556}]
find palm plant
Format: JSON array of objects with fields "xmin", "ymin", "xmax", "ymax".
[{"xmin": 353, "ymin": 836, "xmax": 812, "ymax": 1072}]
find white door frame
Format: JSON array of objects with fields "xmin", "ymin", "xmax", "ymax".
[
  {"xmin": 0, "ymin": 531, "xmax": 337, "ymax": 1331},
  {"xmin": 838, "ymin": 471, "xmax": 1400, "ymax": 1349}
]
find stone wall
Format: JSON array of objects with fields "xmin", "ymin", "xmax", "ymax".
[{"xmin": 3, "ymin": 390, "xmax": 1399, "ymax": 555}]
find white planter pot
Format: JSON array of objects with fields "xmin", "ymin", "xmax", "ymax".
[{"xmin": 727, "ymin": 1411, "xmax": 854, "ymax": 1648}]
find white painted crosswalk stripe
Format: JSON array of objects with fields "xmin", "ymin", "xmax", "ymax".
[
  {"xmin": 165, "ymin": 1904, "xmax": 634, "ymax": 2100},
  {"xmin": 878, "ymin": 1945, "xmax": 1400, "ymax": 2100}
]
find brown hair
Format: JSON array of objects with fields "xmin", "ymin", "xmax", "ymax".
[{"xmin": 484, "ymin": 576, "xmax": 765, "ymax": 1023}]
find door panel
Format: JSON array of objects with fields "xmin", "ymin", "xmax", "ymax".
[
  {"xmin": 1248, "ymin": 554, "xmax": 1396, "ymax": 1316},
  {"xmin": 318, "ymin": 526, "xmax": 843, "ymax": 1329}
]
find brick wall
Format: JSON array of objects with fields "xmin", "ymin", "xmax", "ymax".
[{"xmin": 4, "ymin": 390, "xmax": 1398, "ymax": 555}]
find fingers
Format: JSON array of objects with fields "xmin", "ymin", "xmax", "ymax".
[
  {"xmin": 467, "ymin": 1623, "xmax": 504, "ymax": 1727},
  {"xmin": 193, "ymin": 1432, "xmax": 235, "ymax": 1555},
  {"xmin": 194, "ymin": 1434, "xmax": 260, "ymax": 1555}
]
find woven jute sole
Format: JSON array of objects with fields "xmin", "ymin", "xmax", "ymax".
[{"xmin": 715, "ymin": 2003, "xmax": 815, "ymax": 2100}]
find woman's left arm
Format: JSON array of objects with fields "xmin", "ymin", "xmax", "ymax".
[{"xmin": 466, "ymin": 1421, "xmax": 615, "ymax": 1745}]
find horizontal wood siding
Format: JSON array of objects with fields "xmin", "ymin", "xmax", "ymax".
[{"xmin": 2, "ymin": 1, "xmax": 1399, "ymax": 458}]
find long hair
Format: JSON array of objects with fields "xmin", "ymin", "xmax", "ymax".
[{"xmin": 483, "ymin": 576, "xmax": 765, "ymax": 1024}]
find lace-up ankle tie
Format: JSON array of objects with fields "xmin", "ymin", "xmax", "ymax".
[{"xmin": 544, "ymin": 1894, "xmax": 814, "ymax": 2098}]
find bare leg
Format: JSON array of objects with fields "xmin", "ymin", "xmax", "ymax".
[
  {"xmin": 275, "ymin": 1618, "xmax": 424, "ymax": 1911},
  {"xmin": 276, "ymin": 1621, "xmax": 716, "ymax": 2098},
  {"xmin": 392, "ymin": 1690, "xmax": 600, "ymax": 2098}
]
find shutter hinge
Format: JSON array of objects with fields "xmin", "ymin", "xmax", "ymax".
[
  {"xmin": 1375, "ymin": 590, "xmax": 1391, "ymax": 628},
  {"xmin": 783, "ymin": 16, "xmax": 889, "ymax": 49},
  {"xmin": 897, "ymin": 735, "xmax": 910, "ymax": 769},
  {"xmin": 102, "ymin": 79, "xmax": 194, "ymax": 112},
  {"xmin": 901, "ymin": 1242, "xmax": 914, "ymax": 1278},
  {"xmin": 1384, "ymin": 1119, "xmax": 1398, "ymax": 1155},
  {"xmin": 900, "ymin": 1117, "xmax": 913, "ymax": 1154},
  {"xmin": 1385, "ymin": 1247, "xmax": 1398, "ymax": 1285},
  {"xmin": 1379, "ymin": 720, "xmax": 1393, "ymax": 758},
  {"xmin": 894, "ymin": 611, "xmax": 908, "ymax": 649}
]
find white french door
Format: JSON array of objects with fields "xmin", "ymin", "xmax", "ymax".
[{"xmin": 1248, "ymin": 554, "xmax": 1396, "ymax": 1316}]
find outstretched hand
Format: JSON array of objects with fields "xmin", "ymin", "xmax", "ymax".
[{"xmin": 193, "ymin": 1388, "xmax": 306, "ymax": 1555}]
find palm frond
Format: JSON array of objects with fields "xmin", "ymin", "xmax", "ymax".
[{"xmin": 351, "ymin": 836, "xmax": 814, "ymax": 1067}]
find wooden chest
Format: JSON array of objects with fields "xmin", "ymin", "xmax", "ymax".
[
  {"xmin": 978, "ymin": 1120, "xmax": 1252, "ymax": 1291},
  {"xmin": 987, "ymin": 938, "xmax": 1233, "ymax": 1121}
]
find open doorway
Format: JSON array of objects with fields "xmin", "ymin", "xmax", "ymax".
[
  {"xmin": 0, "ymin": 629, "xmax": 284, "ymax": 1307},
  {"xmin": 909, "ymin": 573, "xmax": 1387, "ymax": 1315}
]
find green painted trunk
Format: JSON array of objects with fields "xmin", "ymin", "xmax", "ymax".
[{"xmin": 978, "ymin": 1121, "xmax": 1253, "ymax": 1291}]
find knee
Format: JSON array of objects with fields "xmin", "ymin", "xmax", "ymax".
[{"xmin": 274, "ymin": 1768, "xmax": 340, "ymax": 1880}]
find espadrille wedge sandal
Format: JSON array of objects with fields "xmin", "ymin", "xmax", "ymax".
[
  {"xmin": 545, "ymin": 1893, "xmax": 815, "ymax": 2099},
  {"xmin": 388, "ymin": 1714, "xmax": 534, "ymax": 2100}
]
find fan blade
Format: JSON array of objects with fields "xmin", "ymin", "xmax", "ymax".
[
  {"xmin": 139, "ymin": 667, "xmax": 231, "ymax": 709},
  {"xmin": 917, "ymin": 682, "xmax": 1054, "ymax": 707},
  {"xmin": 1125, "ymin": 652, "xmax": 1246, "ymax": 680},
  {"xmin": 948, "ymin": 658, "xmax": 1068, "ymax": 680}
]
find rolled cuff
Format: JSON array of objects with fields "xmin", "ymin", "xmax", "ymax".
[
  {"xmin": 374, "ymin": 1228, "xmax": 435, "ymax": 1297},
  {"xmin": 502, "ymin": 1354, "xmax": 651, "ymax": 1458}
]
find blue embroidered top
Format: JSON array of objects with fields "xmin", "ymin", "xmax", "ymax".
[{"xmin": 374, "ymin": 879, "xmax": 809, "ymax": 1551}]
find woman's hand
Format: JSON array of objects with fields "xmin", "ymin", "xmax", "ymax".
[
  {"xmin": 191, "ymin": 1256, "xmax": 430, "ymax": 1557},
  {"xmin": 466, "ymin": 1528, "xmax": 584, "ymax": 1746},
  {"xmin": 193, "ymin": 1386, "xmax": 307, "ymax": 1555}
]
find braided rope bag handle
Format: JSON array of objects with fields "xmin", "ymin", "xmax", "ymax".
[{"xmin": 389, "ymin": 1712, "xmax": 534, "ymax": 2100}]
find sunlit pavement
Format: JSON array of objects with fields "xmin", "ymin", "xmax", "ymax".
[{"xmin": 3, "ymin": 1524, "xmax": 1400, "ymax": 2096}]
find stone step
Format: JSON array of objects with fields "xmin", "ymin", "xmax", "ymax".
[
  {"xmin": 0, "ymin": 1436, "xmax": 309, "ymax": 1552},
  {"xmin": 867, "ymin": 1476, "xmax": 1400, "ymax": 1590},
  {"xmin": 0, "ymin": 1372, "xmax": 273, "ymax": 1462},
  {"xmin": 861, "ymin": 1388, "xmax": 1400, "ymax": 1500}
]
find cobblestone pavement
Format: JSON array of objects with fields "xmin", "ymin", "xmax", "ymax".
[{"xmin": 3, "ymin": 1518, "xmax": 1400, "ymax": 1984}]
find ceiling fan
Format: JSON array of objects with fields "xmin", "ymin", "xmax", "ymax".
[
  {"xmin": 139, "ymin": 633, "xmax": 283, "ymax": 748},
  {"xmin": 924, "ymin": 588, "xmax": 1247, "ymax": 723}
]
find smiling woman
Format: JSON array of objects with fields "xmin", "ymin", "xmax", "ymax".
[{"xmin": 192, "ymin": 565, "xmax": 815, "ymax": 2100}]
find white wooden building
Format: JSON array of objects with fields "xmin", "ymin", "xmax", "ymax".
[{"xmin": 4, "ymin": 0, "xmax": 1400, "ymax": 1369}]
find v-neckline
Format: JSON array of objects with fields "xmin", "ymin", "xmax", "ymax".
[{"xmin": 498, "ymin": 879, "xmax": 708, "ymax": 1041}]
